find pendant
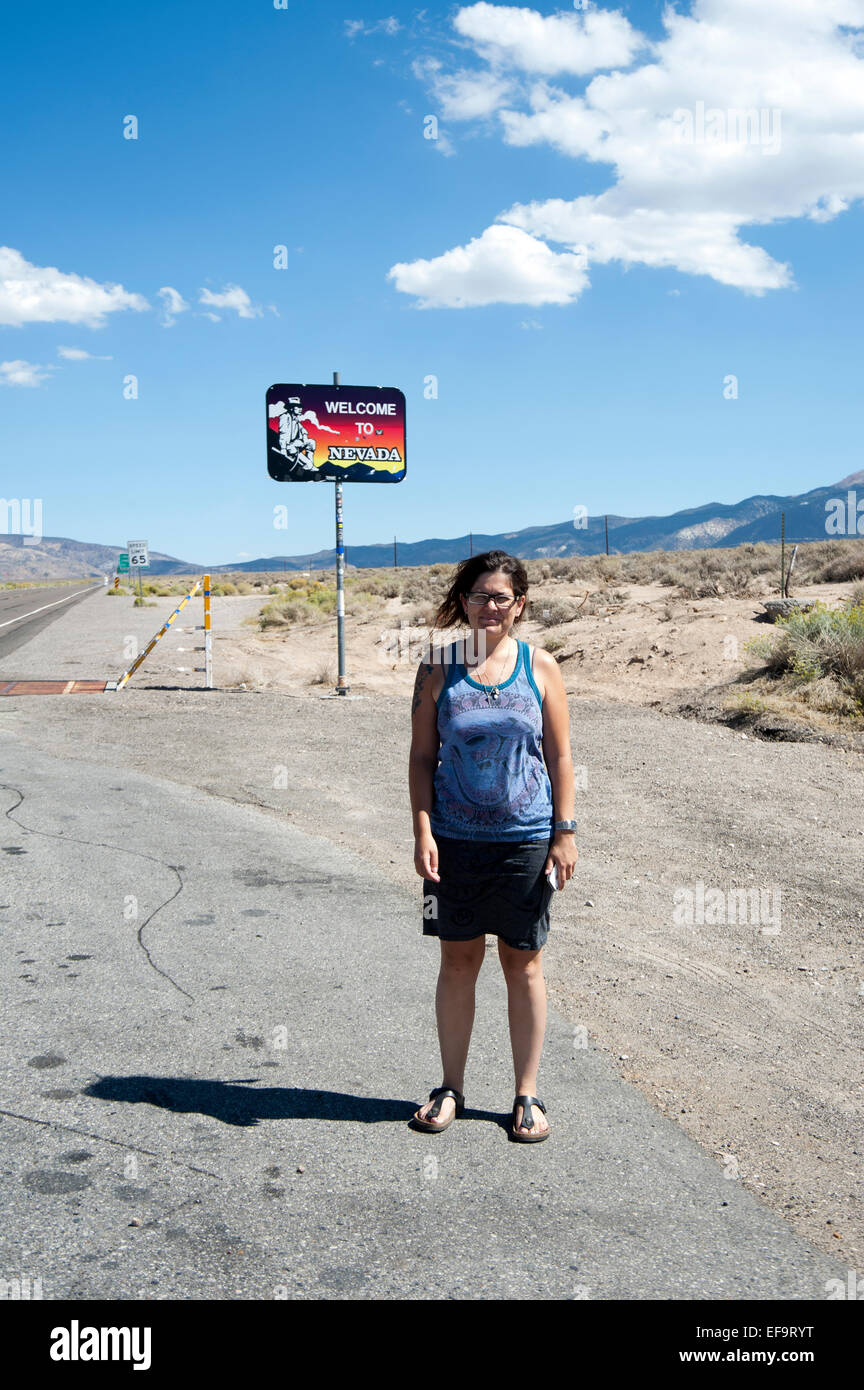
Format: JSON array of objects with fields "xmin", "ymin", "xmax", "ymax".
[{"xmin": 490, "ymin": 687, "xmax": 499, "ymax": 701}]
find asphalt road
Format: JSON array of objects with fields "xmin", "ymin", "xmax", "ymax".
[
  {"xmin": 0, "ymin": 584, "xmax": 104, "ymax": 666},
  {"xmin": 0, "ymin": 736, "xmax": 850, "ymax": 1301}
]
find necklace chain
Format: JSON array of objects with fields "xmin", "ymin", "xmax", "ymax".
[{"xmin": 472, "ymin": 635, "xmax": 515, "ymax": 702}]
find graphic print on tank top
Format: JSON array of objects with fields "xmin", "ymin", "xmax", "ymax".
[{"xmin": 430, "ymin": 638, "xmax": 554, "ymax": 841}]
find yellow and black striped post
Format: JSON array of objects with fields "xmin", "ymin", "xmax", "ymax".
[
  {"xmin": 115, "ymin": 579, "xmax": 202, "ymax": 691},
  {"xmin": 203, "ymin": 574, "xmax": 212, "ymax": 688}
]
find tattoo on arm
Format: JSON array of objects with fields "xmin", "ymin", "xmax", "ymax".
[{"xmin": 412, "ymin": 663, "xmax": 433, "ymax": 717}]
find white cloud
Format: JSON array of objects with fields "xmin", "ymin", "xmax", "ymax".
[
  {"xmin": 1, "ymin": 359, "xmax": 54, "ymax": 387},
  {"xmin": 58, "ymin": 346, "xmax": 113, "ymax": 360},
  {"xmin": 157, "ymin": 285, "xmax": 189, "ymax": 327},
  {"xmin": 434, "ymin": 132, "xmax": 456, "ymax": 157},
  {"xmin": 453, "ymin": 2, "xmax": 643, "ymax": 75},
  {"xmin": 387, "ymin": 224, "xmax": 589, "ymax": 307},
  {"xmin": 0, "ymin": 247, "xmax": 148, "ymax": 327},
  {"xmin": 344, "ymin": 17, "xmax": 401, "ymax": 39},
  {"xmin": 413, "ymin": 58, "xmax": 515, "ymax": 120},
  {"xmin": 393, "ymin": 0, "xmax": 864, "ymax": 305},
  {"xmin": 501, "ymin": 201, "xmax": 793, "ymax": 292},
  {"xmin": 198, "ymin": 285, "xmax": 262, "ymax": 319}
]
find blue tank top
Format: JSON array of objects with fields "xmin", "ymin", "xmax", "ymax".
[{"xmin": 430, "ymin": 638, "xmax": 555, "ymax": 842}]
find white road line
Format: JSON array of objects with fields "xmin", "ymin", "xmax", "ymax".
[{"xmin": 0, "ymin": 584, "xmax": 103, "ymax": 630}]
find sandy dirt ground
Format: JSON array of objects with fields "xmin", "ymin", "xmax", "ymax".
[
  {"xmin": 3, "ymin": 582, "xmax": 863, "ymax": 1272},
  {"xmin": 113, "ymin": 577, "xmax": 858, "ymax": 711}
]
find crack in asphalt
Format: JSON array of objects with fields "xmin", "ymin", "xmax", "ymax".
[
  {"xmin": 0, "ymin": 782, "xmax": 194, "ymax": 1001},
  {"xmin": 0, "ymin": 1106, "xmax": 220, "ymax": 1179}
]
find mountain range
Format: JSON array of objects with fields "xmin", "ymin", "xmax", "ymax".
[{"xmin": 2, "ymin": 472, "xmax": 862, "ymax": 578}]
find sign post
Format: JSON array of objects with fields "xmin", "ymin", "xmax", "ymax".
[
  {"xmin": 266, "ymin": 376, "xmax": 406, "ymax": 697},
  {"xmin": 333, "ymin": 371, "xmax": 347, "ymax": 691},
  {"xmin": 128, "ymin": 539, "xmax": 149, "ymax": 601}
]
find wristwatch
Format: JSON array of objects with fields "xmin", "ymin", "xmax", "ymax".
[{"xmin": 554, "ymin": 820, "xmax": 577, "ymax": 833}]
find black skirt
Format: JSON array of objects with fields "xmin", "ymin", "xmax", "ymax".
[{"xmin": 422, "ymin": 834, "xmax": 555, "ymax": 951}]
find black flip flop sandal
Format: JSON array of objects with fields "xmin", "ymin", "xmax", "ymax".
[
  {"xmin": 510, "ymin": 1094, "xmax": 549, "ymax": 1142},
  {"xmin": 410, "ymin": 1086, "xmax": 465, "ymax": 1132}
]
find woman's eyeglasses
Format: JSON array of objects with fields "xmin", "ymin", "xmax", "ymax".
[{"xmin": 464, "ymin": 592, "xmax": 520, "ymax": 609}]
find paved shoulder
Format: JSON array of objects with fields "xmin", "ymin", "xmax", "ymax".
[{"xmin": 0, "ymin": 739, "xmax": 849, "ymax": 1299}]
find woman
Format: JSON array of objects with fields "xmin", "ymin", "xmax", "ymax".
[{"xmin": 408, "ymin": 550, "xmax": 578, "ymax": 1142}]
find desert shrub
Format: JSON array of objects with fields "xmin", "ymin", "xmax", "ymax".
[
  {"xmin": 537, "ymin": 598, "xmax": 580, "ymax": 627},
  {"xmin": 799, "ymin": 676, "xmax": 860, "ymax": 716},
  {"xmin": 345, "ymin": 590, "xmax": 383, "ymax": 617},
  {"xmin": 622, "ymin": 553, "xmax": 658, "ymax": 584},
  {"xmin": 399, "ymin": 581, "xmax": 428, "ymax": 603},
  {"xmin": 724, "ymin": 568, "xmax": 755, "ymax": 596},
  {"xmin": 408, "ymin": 605, "xmax": 440, "ymax": 628},
  {"xmin": 582, "ymin": 591, "xmax": 613, "ymax": 615},
  {"xmin": 593, "ymin": 555, "xmax": 623, "ymax": 583},
  {"xmin": 258, "ymin": 600, "xmax": 309, "ymax": 628},
  {"xmin": 306, "ymin": 587, "xmax": 336, "ymax": 613},
  {"xmin": 814, "ymin": 551, "xmax": 864, "ymax": 583},
  {"xmin": 746, "ymin": 600, "xmax": 864, "ymax": 707}
]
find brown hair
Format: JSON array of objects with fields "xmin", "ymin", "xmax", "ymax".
[{"xmin": 431, "ymin": 550, "xmax": 530, "ymax": 632}]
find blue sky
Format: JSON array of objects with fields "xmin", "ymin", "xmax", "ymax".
[{"xmin": 1, "ymin": 0, "xmax": 862, "ymax": 565}]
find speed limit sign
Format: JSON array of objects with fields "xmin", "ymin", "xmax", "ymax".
[{"xmin": 128, "ymin": 540, "xmax": 149, "ymax": 568}]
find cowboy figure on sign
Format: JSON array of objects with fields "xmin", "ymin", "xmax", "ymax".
[{"xmin": 274, "ymin": 397, "xmax": 316, "ymax": 472}]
